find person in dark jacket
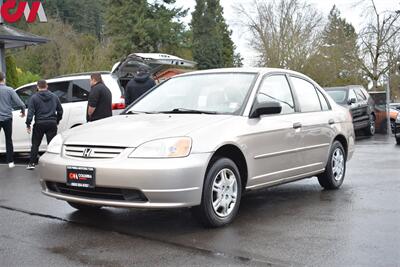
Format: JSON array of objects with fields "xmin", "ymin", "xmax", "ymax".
[
  {"xmin": 125, "ymin": 67, "xmax": 156, "ymax": 106},
  {"xmin": 26, "ymin": 80, "xmax": 63, "ymax": 170},
  {"xmin": 87, "ymin": 73, "xmax": 112, "ymax": 122},
  {"xmin": 0, "ymin": 72, "xmax": 25, "ymax": 168}
]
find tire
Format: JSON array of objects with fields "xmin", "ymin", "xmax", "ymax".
[
  {"xmin": 192, "ymin": 157, "xmax": 242, "ymax": 228},
  {"xmin": 396, "ymin": 138, "xmax": 400, "ymax": 145},
  {"xmin": 318, "ymin": 141, "xmax": 346, "ymax": 190},
  {"xmin": 67, "ymin": 201, "xmax": 102, "ymax": 211},
  {"xmin": 364, "ymin": 114, "xmax": 375, "ymax": 136}
]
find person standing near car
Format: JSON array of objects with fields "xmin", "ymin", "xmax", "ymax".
[
  {"xmin": 0, "ymin": 72, "xmax": 26, "ymax": 168},
  {"xmin": 125, "ymin": 67, "xmax": 156, "ymax": 106},
  {"xmin": 87, "ymin": 73, "xmax": 112, "ymax": 122},
  {"xmin": 26, "ymin": 80, "xmax": 63, "ymax": 170}
]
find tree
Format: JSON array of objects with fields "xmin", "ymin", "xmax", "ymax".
[
  {"xmin": 236, "ymin": 0, "xmax": 323, "ymax": 71},
  {"xmin": 105, "ymin": 0, "xmax": 188, "ymax": 59},
  {"xmin": 304, "ymin": 6, "xmax": 363, "ymax": 86},
  {"xmin": 45, "ymin": 0, "xmax": 105, "ymax": 39},
  {"xmin": 358, "ymin": 0, "xmax": 400, "ymax": 90},
  {"xmin": 191, "ymin": 0, "xmax": 235, "ymax": 69},
  {"xmin": 5, "ymin": 55, "xmax": 18, "ymax": 88}
]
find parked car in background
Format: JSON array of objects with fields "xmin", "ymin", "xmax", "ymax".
[
  {"xmin": 390, "ymin": 103, "xmax": 400, "ymax": 111},
  {"xmin": 395, "ymin": 112, "xmax": 400, "ymax": 145},
  {"xmin": 0, "ymin": 53, "xmax": 196, "ymax": 154},
  {"xmin": 325, "ymin": 85, "xmax": 376, "ymax": 136},
  {"xmin": 39, "ymin": 68, "xmax": 355, "ymax": 227}
]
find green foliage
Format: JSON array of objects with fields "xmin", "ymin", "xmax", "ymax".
[
  {"xmin": 191, "ymin": 0, "xmax": 226, "ymax": 69},
  {"xmin": 45, "ymin": 0, "xmax": 104, "ymax": 39},
  {"xmin": 105, "ymin": 0, "xmax": 190, "ymax": 59},
  {"xmin": 13, "ymin": 19, "xmax": 114, "ymax": 78},
  {"xmin": 16, "ymin": 68, "xmax": 41, "ymax": 88},
  {"xmin": 304, "ymin": 6, "xmax": 364, "ymax": 86},
  {"xmin": 5, "ymin": 55, "xmax": 18, "ymax": 88}
]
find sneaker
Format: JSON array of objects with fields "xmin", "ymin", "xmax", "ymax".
[
  {"xmin": 26, "ymin": 163, "xmax": 35, "ymax": 170},
  {"xmin": 8, "ymin": 162, "xmax": 15, "ymax": 168}
]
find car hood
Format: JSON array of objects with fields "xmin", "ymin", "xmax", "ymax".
[{"xmin": 63, "ymin": 114, "xmax": 234, "ymax": 148}]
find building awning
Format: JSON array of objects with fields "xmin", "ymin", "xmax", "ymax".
[{"xmin": 0, "ymin": 23, "xmax": 48, "ymax": 49}]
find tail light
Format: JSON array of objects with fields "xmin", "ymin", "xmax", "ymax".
[{"xmin": 112, "ymin": 97, "xmax": 126, "ymax": 110}]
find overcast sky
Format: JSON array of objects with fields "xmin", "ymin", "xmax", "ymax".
[{"xmin": 174, "ymin": 0, "xmax": 399, "ymax": 66}]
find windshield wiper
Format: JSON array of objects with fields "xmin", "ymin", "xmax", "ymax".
[
  {"xmin": 160, "ymin": 108, "xmax": 218, "ymax": 115},
  {"xmin": 125, "ymin": 110, "xmax": 155, "ymax": 115}
]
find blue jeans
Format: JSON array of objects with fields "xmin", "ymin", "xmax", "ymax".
[{"xmin": 0, "ymin": 119, "xmax": 13, "ymax": 163}]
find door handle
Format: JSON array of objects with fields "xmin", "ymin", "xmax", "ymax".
[
  {"xmin": 293, "ymin": 122, "xmax": 302, "ymax": 129},
  {"xmin": 328, "ymin": 119, "xmax": 335, "ymax": 125}
]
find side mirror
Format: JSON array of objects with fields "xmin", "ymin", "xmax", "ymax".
[
  {"xmin": 250, "ymin": 101, "xmax": 282, "ymax": 118},
  {"xmin": 348, "ymin": 98, "xmax": 356, "ymax": 105}
]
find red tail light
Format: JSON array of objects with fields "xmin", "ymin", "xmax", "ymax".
[{"xmin": 112, "ymin": 97, "xmax": 126, "ymax": 110}]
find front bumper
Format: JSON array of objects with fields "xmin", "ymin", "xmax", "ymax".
[{"xmin": 39, "ymin": 152, "xmax": 211, "ymax": 209}]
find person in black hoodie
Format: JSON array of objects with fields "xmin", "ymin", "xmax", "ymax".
[
  {"xmin": 26, "ymin": 80, "xmax": 63, "ymax": 170},
  {"xmin": 125, "ymin": 67, "xmax": 156, "ymax": 106}
]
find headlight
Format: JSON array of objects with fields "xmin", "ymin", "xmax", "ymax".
[
  {"xmin": 129, "ymin": 137, "xmax": 192, "ymax": 158},
  {"xmin": 46, "ymin": 134, "xmax": 63, "ymax": 154}
]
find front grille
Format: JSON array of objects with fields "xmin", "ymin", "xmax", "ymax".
[
  {"xmin": 64, "ymin": 145, "xmax": 125, "ymax": 159},
  {"xmin": 46, "ymin": 182, "xmax": 148, "ymax": 202}
]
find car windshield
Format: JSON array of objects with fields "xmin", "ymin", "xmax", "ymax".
[
  {"xmin": 127, "ymin": 73, "xmax": 257, "ymax": 115},
  {"xmin": 326, "ymin": 90, "xmax": 347, "ymax": 104}
]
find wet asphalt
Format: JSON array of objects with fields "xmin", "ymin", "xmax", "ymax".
[{"xmin": 0, "ymin": 135, "xmax": 399, "ymax": 267}]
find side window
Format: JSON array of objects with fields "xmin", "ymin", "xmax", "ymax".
[
  {"xmin": 71, "ymin": 79, "xmax": 90, "ymax": 102},
  {"xmin": 317, "ymin": 89, "xmax": 330, "ymax": 111},
  {"xmin": 354, "ymin": 88, "xmax": 366, "ymax": 101},
  {"xmin": 291, "ymin": 77, "xmax": 321, "ymax": 112},
  {"xmin": 348, "ymin": 89, "xmax": 357, "ymax": 102},
  {"xmin": 16, "ymin": 85, "xmax": 36, "ymax": 107},
  {"xmin": 257, "ymin": 75, "xmax": 295, "ymax": 114},
  {"xmin": 48, "ymin": 82, "xmax": 70, "ymax": 103}
]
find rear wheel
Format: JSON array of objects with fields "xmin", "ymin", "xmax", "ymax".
[
  {"xmin": 396, "ymin": 138, "xmax": 400, "ymax": 145},
  {"xmin": 318, "ymin": 141, "xmax": 346, "ymax": 190},
  {"xmin": 192, "ymin": 158, "xmax": 242, "ymax": 228},
  {"xmin": 364, "ymin": 114, "xmax": 375, "ymax": 136},
  {"xmin": 67, "ymin": 202, "xmax": 102, "ymax": 211}
]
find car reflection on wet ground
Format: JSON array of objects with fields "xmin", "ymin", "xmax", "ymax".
[{"xmin": 0, "ymin": 134, "xmax": 399, "ymax": 266}]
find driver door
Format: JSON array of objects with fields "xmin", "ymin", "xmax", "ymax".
[{"xmin": 245, "ymin": 74, "xmax": 302, "ymax": 188}]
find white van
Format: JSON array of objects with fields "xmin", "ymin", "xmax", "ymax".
[{"xmin": 0, "ymin": 53, "xmax": 196, "ymax": 153}]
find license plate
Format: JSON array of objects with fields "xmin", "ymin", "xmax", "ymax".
[{"xmin": 67, "ymin": 166, "xmax": 95, "ymax": 188}]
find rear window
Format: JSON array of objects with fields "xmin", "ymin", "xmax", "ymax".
[{"xmin": 326, "ymin": 90, "xmax": 347, "ymax": 104}]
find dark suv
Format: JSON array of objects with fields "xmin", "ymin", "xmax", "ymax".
[{"xmin": 325, "ymin": 85, "xmax": 375, "ymax": 136}]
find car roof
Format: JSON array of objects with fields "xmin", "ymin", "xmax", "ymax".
[
  {"xmin": 175, "ymin": 67, "xmax": 313, "ymax": 79},
  {"xmin": 325, "ymin": 85, "xmax": 365, "ymax": 91},
  {"xmin": 16, "ymin": 72, "xmax": 112, "ymax": 90}
]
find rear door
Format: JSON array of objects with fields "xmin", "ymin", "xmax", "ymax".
[
  {"xmin": 354, "ymin": 87, "xmax": 369, "ymax": 124},
  {"xmin": 68, "ymin": 79, "xmax": 91, "ymax": 127},
  {"xmin": 289, "ymin": 76, "xmax": 334, "ymax": 173},
  {"xmin": 349, "ymin": 88, "xmax": 365, "ymax": 129},
  {"xmin": 47, "ymin": 81, "xmax": 71, "ymax": 133}
]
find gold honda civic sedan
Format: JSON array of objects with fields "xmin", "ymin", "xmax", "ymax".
[{"xmin": 39, "ymin": 68, "xmax": 355, "ymax": 227}]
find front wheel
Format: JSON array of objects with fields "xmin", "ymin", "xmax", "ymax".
[
  {"xmin": 364, "ymin": 114, "xmax": 375, "ymax": 136},
  {"xmin": 67, "ymin": 201, "xmax": 102, "ymax": 211},
  {"xmin": 318, "ymin": 141, "xmax": 346, "ymax": 190},
  {"xmin": 192, "ymin": 158, "xmax": 242, "ymax": 228},
  {"xmin": 396, "ymin": 138, "xmax": 400, "ymax": 145}
]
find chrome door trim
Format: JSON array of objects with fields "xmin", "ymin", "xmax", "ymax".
[
  {"xmin": 251, "ymin": 162, "xmax": 324, "ymax": 181},
  {"xmin": 254, "ymin": 143, "xmax": 330, "ymax": 160},
  {"xmin": 246, "ymin": 169, "xmax": 325, "ymax": 190}
]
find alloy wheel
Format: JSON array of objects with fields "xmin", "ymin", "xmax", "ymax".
[
  {"xmin": 211, "ymin": 168, "xmax": 238, "ymax": 218},
  {"xmin": 332, "ymin": 148, "xmax": 345, "ymax": 181}
]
